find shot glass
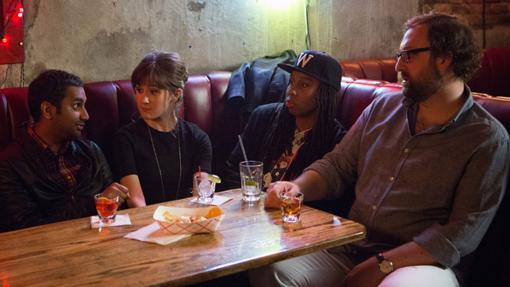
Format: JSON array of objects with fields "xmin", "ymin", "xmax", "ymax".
[
  {"xmin": 280, "ymin": 190, "xmax": 304, "ymax": 223},
  {"xmin": 239, "ymin": 161, "xmax": 263, "ymax": 203},
  {"xmin": 94, "ymin": 193, "xmax": 120, "ymax": 224},
  {"xmin": 194, "ymin": 173, "xmax": 216, "ymax": 204}
]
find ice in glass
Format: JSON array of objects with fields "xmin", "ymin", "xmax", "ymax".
[{"xmin": 239, "ymin": 161, "xmax": 263, "ymax": 202}]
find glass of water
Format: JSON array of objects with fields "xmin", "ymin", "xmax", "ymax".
[{"xmin": 239, "ymin": 161, "xmax": 263, "ymax": 203}]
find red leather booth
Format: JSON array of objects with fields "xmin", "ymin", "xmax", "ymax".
[
  {"xmin": 341, "ymin": 58, "xmax": 398, "ymax": 83},
  {"xmin": 468, "ymin": 47, "xmax": 510, "ymax": 97},
  {"xmin": 340, "ymin": 47, "xmax": 510, "ymax": 97},
  {"xmin": 1, "ymin": 73, "xmax": 509, "ymax": 286}
]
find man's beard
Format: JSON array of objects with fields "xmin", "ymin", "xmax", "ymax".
[{"xmin": 402, "ymin": 63, "xmax": 443, "ymax": 107}]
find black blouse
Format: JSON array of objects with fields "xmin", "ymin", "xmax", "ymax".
[{"xmin": 111, "ymin": 118, "xmax": 212, "ymax": 204}]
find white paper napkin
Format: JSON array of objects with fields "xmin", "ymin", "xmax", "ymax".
[
  {"xmin": 124, "ymin": 222, "xmax": 191, "ymax": 245},
  {"xmin": 90, "ymin": 214, "xmax": 132, "ymax": 228},
  {"xmin": 189, "ymin": 194, "xmax": 232, "ymax": 205}
]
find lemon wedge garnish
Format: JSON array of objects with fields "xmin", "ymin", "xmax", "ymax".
[
  {"xmin": 245, "ymin": 179, "xmax": 257, "ymax": 186},
  {"xmin": 208, "ymin": 174, "xmax": 221, "ymax": 184}
]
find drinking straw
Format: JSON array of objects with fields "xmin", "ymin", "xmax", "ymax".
[
  {"xmin": 238, "ymin": 135, "xmax": 249, "ymax": 162},
  {"xmin": 238, "ymin": 135, "xmax": 252, "ymax": 174}
]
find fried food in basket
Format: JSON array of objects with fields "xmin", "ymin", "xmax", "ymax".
[{"xmin": 162, "ymin": 211, "xmax": 207, "ymax": 223}]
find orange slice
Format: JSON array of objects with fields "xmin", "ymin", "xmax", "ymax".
[{"xmin": 206, "ymin": 206, "xmax": 223, "ymax": 218}]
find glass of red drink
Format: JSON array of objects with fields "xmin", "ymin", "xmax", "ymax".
[
  {"xmin": 94, "ymin": 193, "xmax": 120, "ymax": 225},
  {"xmin": 280, "ymin": 190, "xmax": 303, "ymax": 224}
]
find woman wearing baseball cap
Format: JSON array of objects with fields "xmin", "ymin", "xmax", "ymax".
[{"xmin": 224, "ymin": 50, "xmax": 345, "ymax": 190}]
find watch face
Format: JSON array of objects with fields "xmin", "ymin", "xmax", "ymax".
[{"xmin": 379, "ymin": 260, "xmax": 394, "ymax": 274}]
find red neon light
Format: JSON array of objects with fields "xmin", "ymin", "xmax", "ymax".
[{"xmin": 0, "ymin": 0, "xmax": 25, "ymax": 64}]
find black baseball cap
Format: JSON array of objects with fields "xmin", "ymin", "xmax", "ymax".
[{"xmin": 278, "ymin": 50, "xmax": 342, "ymax": 91}]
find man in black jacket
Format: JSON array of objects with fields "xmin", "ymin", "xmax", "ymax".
[
  {"xmin": 0, "ymin": 69, "xmax": 129, "ymax": 232},
  {"xmin": 223, "ymin": 50, "xmax": 345, "ymax": 190}
]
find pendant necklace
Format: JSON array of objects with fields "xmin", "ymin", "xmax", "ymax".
[{"xmin": 147, "ymin": 123, "xmax": 182, "ymax": 200}]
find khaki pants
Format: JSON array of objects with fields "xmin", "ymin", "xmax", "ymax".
[{"xmin": 249, "ymin": 249, "xmax": 459, "ymax": 287}]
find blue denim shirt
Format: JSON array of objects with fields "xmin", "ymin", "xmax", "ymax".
[{"xmin": 308, "ymin": 86, "xmax": 510, "ymax": 267}]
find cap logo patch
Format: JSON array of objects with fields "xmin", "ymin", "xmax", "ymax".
[{"xmin": 297, "ymin": 53, "xmax": 314, "ymax": 68}]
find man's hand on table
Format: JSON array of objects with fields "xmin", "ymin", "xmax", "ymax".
[
  {"xmin": 101, "ymin": 182, "xmax": 130, "ymax": 205},
  {"xmin": 264, "ymin": 181, "xmax": 300, "ymax": 209}
]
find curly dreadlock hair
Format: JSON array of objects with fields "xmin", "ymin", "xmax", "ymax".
[{"xmin": 259, "ymin": 83, "xmax": 338, "ymax": 168}]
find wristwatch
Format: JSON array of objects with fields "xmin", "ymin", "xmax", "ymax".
[{"xmin": 375, "ymin": 253, "xmax": 394, "ymax": 274}]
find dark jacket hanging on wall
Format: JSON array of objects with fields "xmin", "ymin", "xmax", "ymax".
[
  {"xmin": 213, "ymin": 50, "xmax": 297, "ymax": 178},
  {"xmin": 225, "ymin": 49, "xmax": 297, "ymax": 115}
]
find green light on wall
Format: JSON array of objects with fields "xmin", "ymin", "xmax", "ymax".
[
  {"xmin": 260, "ymin": 0, "xmax": 311, "ymax": 49},
  {"xmin": 262, "ymin": 0, "xmax": 297, "ymax": 11}
]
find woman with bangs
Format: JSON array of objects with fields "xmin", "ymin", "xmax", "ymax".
[{"xmin": 111, "ymin": 51, "xmax": 212, "ymax": 207}]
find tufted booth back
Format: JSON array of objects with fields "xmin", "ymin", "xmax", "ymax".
[
  {"xmin": 0, "ymin": 71, "xmax": 233, "ymax": 171},
  {"xmin": 340, "ymin": 58, "xmax": 398, "ymax": 83},
  {"xmin": 468, "ymin": 47, "xmax": 510, "ymax": 97},
  {"xmin": 2, "ymin": 73, "xmax": 510, "ymax": 171},
  {"xmin": 1, "ymin": 71, "xmax": 510, "ymax": 286},
  {"xmin": 340, "ymin": 47, "xmax": 510, "ymax": 97}
]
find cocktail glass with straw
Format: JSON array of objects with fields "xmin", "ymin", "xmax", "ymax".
[{"xmin": 238, "ymin": 135, "xmax": 263, "ymax": 202}]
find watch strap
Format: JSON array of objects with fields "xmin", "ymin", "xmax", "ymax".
[{"xmin": 375, "ymin": 252, "xmax": 385, "ymax": 263}]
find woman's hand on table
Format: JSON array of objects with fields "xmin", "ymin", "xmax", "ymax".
[{"xmin": 264, "ymin": 181, "xmax": 300, "ymax": 209}]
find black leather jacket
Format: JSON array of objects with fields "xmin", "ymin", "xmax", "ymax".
[
  {"xmin": 225, "ymin": 50, "xmax": 297, "ymax": 113},
  {"xmin": 0, "ymin": 133, "xmax": 113, "ymax": 232},
  {"xmin": 214, "ymin": 50, "xmax": 298, "ymax": 177}
]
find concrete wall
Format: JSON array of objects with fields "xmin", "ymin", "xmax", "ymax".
[
  {"xmin": 482, "ymin": 25, "xmax": 510, "ymax": 47},
  {"xmin": 0, "ymin": 0, "xmax": 419, "ymax": 88},
  {"xmin": 1, "ymin": 0, "xmax": 508, "ymax": 89},
  {"xmin": 424, "ymin": 0, "xmax": 510, "ymax": 49},
  {"xmin": 5, "ymin": 0, "xmax": 309, "ymax": 86},
  {"xmin": 309, "ymin": 0, "xmax": 420, "ymax": 60}
]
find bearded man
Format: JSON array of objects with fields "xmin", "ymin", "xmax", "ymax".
[{"xmin": 253, "ymin": 13, "xmax": 510, "ymax": 287}]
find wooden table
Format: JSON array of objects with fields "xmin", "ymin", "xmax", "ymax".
[{"xmin": 0, "ymin": 189, "xmax": 365, "ymax": 286}]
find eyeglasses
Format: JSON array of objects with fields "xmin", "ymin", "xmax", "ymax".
[{"xmin": 395, "ymin": 47, "xmax": 431, "ymax": 63}]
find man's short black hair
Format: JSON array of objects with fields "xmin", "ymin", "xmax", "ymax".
[{"xmin": 28, "ymin": 69, "xmax": 83, "ymax": 122}]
